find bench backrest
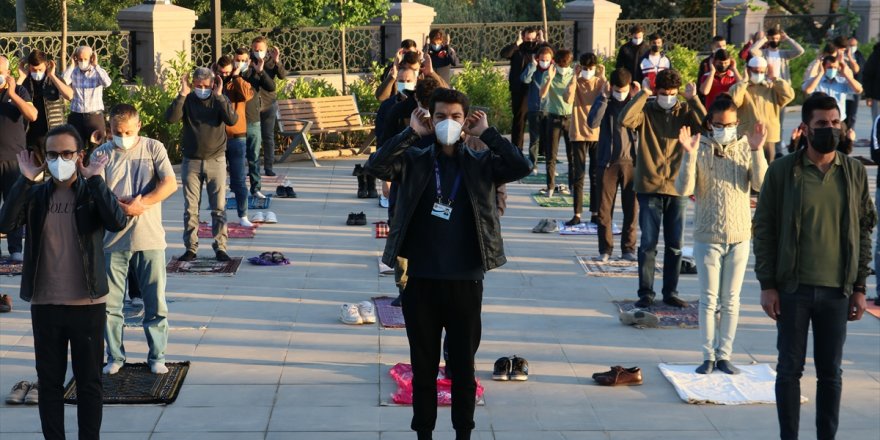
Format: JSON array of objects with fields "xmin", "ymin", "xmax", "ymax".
[{"xmin": 276, "ymin": 95, "xmax": 365, "ymax": 133}]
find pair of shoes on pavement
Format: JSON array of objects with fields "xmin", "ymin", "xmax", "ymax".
[
  {"xmin": 340, "ymin": 301, "xmax": 376, "ymax": 325},
  {"xmin": 347, "ymin": 212, "xmax": 367, "ymax": 226},
  {"xmin": 532, "ymin": 218, "xmax": 558, "ymax": 233},
  {"xmin": 0, "ymin": 294, "xmax": 11, "ymax": 313},
  {"xmin": 619, "ymin": 309, "xmax": 660, "ymax": 327},
  {"xmin": 250, "ymin": 211, "xmax": 278, "ymax": 224},
  {"xmin": 633, "ymin": 295, "xmax": 689, "ymax": 309},
  {"xmin": 555, "ymin": 184, "xmax": 570, "ymax": 195},
  {"xmin": 696, "ymin": 359, "xmax": 740, "ymax": 375},
  {"xmin": 275, "ymin": 182, "xmax": 297, "ymax": 198},
  {"xmin": 178, "ymin": 250, "xmax": 231, "ymax": 262},
  {"xmin": 492, "ymin": 355, "xmax": 529, "ymax": 381},
  {"xmin": 5, "ymin": 380, "xmax": 38, "ymax": 404},
  {"xmin": 592, "ymin": 366, "xmax": 643, "ymax": 386}
]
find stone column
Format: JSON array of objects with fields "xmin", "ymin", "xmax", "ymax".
[
  {"xmin": 719, "ymin": 0, "xmax": 768, "ymax": 44},
  {"xmin": 117, "ymin": 1, "xmax": 198, "ymax": 85},
  {"xmin": 560, "ymin": 0, "xmax": 622, "ymax": 58},
  {"xmin": 374, "ymin": 0, "xmax": 436, "ymax": 60},
  {"xmin": 850, "ymin": 0, "xmax": 880, "ymax": 43}
]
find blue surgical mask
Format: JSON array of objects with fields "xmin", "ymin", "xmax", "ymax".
[
  {"xmin": 194, "ymin": 88, "xmax": 212, "ymax": 100},
  {"xmin": 824, "ymin": 68, "xmax": 838, "ymax": 80},
  {"xmin": 431, "ymin": 44, "xmax": 443, "ymax": 51}
]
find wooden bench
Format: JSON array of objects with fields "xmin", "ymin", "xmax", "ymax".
[{"xmin": 275, "ymin": 95, "xmax": 376, "ymax": 167}]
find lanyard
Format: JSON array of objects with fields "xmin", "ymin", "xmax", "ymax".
[{"xmin": 434, "ymin": 159, "xmax": 462, "ymax": 205}]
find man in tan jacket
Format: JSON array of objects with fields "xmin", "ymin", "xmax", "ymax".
[
  {"xmin": 620, "ymin": 69, "xmax": 705, "ymax": 309},
  {"xmin": 564, "ymin": 53, "xmax": 605, "ymax": 225}
]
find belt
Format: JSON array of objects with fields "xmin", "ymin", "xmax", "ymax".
[{"xmin": 72, "ymin": 111, "xmax": 104, "ymax": 116}]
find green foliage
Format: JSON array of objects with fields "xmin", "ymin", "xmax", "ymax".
[
  {"xmin": 423, "ymin": 0, "xmax": 564, "ymax": 23},
  {"xmin": 666, "ymin": 45, "xmax": 700, "ymax": 86},
  {"xmin": 450, "ymin": 60, "xmax": 512, "ymax": 135},
  {"xmin": 287, "ymin": 77, "xmax": 340, "ymax": 99},
  {"xmin": 313, "ymin": 0, "xmax": 391, "ymax": 29},
  {"xmin": 348, "ymin": 61, "xmax": 385, "ymax": 116}
]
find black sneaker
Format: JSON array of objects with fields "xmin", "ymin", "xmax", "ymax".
[
  {"xmin": 564, "ymin": 215, "xmax": 581, "ymax": 226},
  {"xmin": 492, "ymin": 357, "xmax": 511, "ymax": 381},
  {"xmin": 390, "ymin": 295, "xmax": 402, "ymax": 307},
  {"xmin": 285, "ymin": 186, "xmax": 297, "ymax": 198},
  {"xmin": 264, "ymin": 170, "xmax": 276, "ymax": 177},
  {"xmin": 634, "ymin": 296, "xmax": 654, "ymax": 308},
  {"xmin": 509, "ymin": 356, "xmax": 529, "ymax": 381},
  {"xmin": 354, "ymin": 212, "xmax": 367, "ymax": 226},
  {"xmin": 662, "ymin": 296, "xmax": 688, "ymax": 308},
  {"xmin": 276, "ymin": 185, "xmax": 287, "ymax": 198},
  {"xmin": 215, "ymin": 250, "xmax": 231, "ymax": 262},
  {"xmin": 346, "ymin": 213, "xmax": 357, "ymax": 226},
  {"xmin": 178, "ymin": 251, "xmax": 197, "ymax": 262}
]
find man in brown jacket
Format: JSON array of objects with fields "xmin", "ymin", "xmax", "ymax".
[
  {"xmin": 620, "ymin": 69, "xmax": 706, "ymax": 309},
  {"xmin": 217, "ymin": 54, "xmax": 256, "ymax": 228},
  {"xmin": 564, "ymin": 52, "xmax": 605, "ymax": 225}
]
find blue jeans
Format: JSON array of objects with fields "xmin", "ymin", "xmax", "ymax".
[
  {"xmin": 693, "ymin": 240, "xmax": 749, "ymax": 361},
  {"xmin": 776, "ymin": 285, "xmax": 848, "ymax": 440},
  {"xmin": 637, "ymin": 193, "xmax": 687, "ymax": 299},
  {"xmin": 104, "ymin": 250, "xmax": 168, "ymax": 366},
  {"xmin": 226, "ymin": 136, "xmax": 248, "ymax": 218},
  {"xmin": 246, "ymin": 122, "xmax": 262, "ymax": 194}
]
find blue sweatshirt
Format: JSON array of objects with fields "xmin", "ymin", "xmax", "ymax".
[
  {"xmin": 587, "ymin": 94, "xmax": 638, "ymax": 168},
  {"xmin": 520, "ymin": 64, "xmax": 550, "ymax": 113}
]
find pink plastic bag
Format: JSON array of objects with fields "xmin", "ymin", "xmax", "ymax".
[{"xmin": 389, "ymin": 362, "xmax": 484, "ymax": 405}]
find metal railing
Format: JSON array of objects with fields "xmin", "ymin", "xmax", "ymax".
[
  {"xmin": 616, "ymin": 18, "xmax": 714, "ymax": 51},
  {"xmin": 0, "ymin": 31, "xmax": 132, "ymax": 79},
  {"xmin": 432, "ymin": 21, "xmax": 576, "ymax": 64}
]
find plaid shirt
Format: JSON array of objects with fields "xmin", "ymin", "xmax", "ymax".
[{"xmin": 62, "ymin": 65, "xmax": 112, "ymax": 113}]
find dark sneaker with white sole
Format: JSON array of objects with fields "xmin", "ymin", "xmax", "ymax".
[
  {"xmin": 492, "ymin": 357, "xmax": 511, "ymax": 381},
  {"xmin": 509, "ymin": 356, "xmax": 529, "ymax": 381}
]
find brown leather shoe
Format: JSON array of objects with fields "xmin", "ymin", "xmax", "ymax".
[
  {"xmin": 0, "ymin": 294, "xmax": 11, "ymax": 313},
  {"xmin": 593, "ymin": 366, "xmax": 643, "ymax": 386}
]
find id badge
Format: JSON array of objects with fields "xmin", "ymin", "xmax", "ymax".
[{"xmin": 431, "ymin": 202, "xmax": 453, "ymax": 220}]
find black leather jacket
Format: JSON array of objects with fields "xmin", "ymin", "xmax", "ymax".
[
  {"xmin": 365, "ymin": 127, "xmax": 532, "ymax": 272},
  {"xmin": 0, "ymin": 174, "xmax": 126, "ymax": 302}
]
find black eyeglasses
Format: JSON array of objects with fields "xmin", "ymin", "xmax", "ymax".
[{"xmin": 46, "ymin": 150, "xmax": 78, "ymax": 161}]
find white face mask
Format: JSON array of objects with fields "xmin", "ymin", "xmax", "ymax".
[
  {"xmin": 78, "ymin": 61, "xmax": 90, "ymax": 71},
  {"xmin": 254, "ymin": 51, "xmax": 266, "ymax": 59},
  {"xmin": 434, "ymin": 119, "xmax": 463, "ymax": 146},
  {"xmin": 194, "ymin": 88, "xmax": 212, "ymax": 100},
  {"xmin": 712, "ymin": 126, "xmax": 738, "ymax": 145},
  {"xmin": 234, "ymin": 61, "xmax": 248, "ymax": 73},
  {"xmin": 0, "ymin": 76, "xmax": 5, "ymax": 88},
  {"xmin": 48, "ymin": 157, "xmax": 77, "ymax": 181},
  {"xmin": 750, "ymin": 73, "xmax": 766, "ymax": 84},
  {"xmin": 632, "ymin": 37, "xmax": 643, "ymax": 45},
  {"xmin": 580, "ymin": 69, "xmax": 595, "ymax": 80},
  {"xmin": 30, "ymin": 71, "xmax": 46, "ymax": 81},
  {"xmin": 656, "ymin": 95, "xmax": 677, "ymax": 110},
  {"xmin": 113, "ymin": 135, "xmax": 138, "ymax": 150},
  {"xmin": 612, "ymin": 90, "xmax": 628, "ymax": 102},
  {"xmin": 538, "ymin": 61, "xmax": 551, "ymax": 69},
  {"xmin": 397, "ymin": 81, "xmax": 416, "ymax": 93},
  {"xmin": 849, "ymin": 45, "xmax": 857, "ymax": 54}
]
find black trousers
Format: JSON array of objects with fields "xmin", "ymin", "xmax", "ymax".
[
  {"xmin": 597, "ymin": 161, "xmax": 638, "ymax": 255},
  {"xmin": 260, "ymin": 103, "xmax": 278, "ymax": 173},
  {"xmin": 67, "ymin": 112, "xmax": 105, "ymax": 158},
  {"xmin": 402, "ymin": 277, "xmax": 482, "ymax": 434},
  {"xmin": 542, "ymin": 114, "xmax": 569, "ymax": 190},
  {"xmin": 845, "ymin": 97, "xmax": 859, "ymax": 129},
  {"xmin": 567, "ymin": 141, "xmax": 598, "ymax": 215},
  {"xmin": 509, "ymin": 85, "xmax": 528, "ymax": 150},
  {"xmin": 32, "ymin": 303, "xmax": 106, "ymax": 440},
  {"xmin": 776, "ymin": 285, "xmax": 848, "ymax": 440},
  {"xmin": 0, "ymin": 160, "xmax": 24, "ymax": 254}
]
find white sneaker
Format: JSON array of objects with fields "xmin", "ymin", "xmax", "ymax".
[
  {"xmin": 379, "ymin": 195, "xmax": 389, "ymax": 208},
  {"xmin": 340, "ymin": 304, "xmax": 363, "ymax": 325},
  {"xmin": 357, "ymin": 301, "xmax": 376, "ymax": 324},
  {"xmin": 264, "ymin": 212, "xmax": 278, "ymax": 224},
  {"xmin": 252, "ymin": 191, "xmax": 267, "ymax": 199},
  {"xmin": 594, "ymin": 254, "xmax": 611, "ymax": 263},
  {"xmin": 251, "ymin": 211, "xmax": 265, "ymax": 223},
  {"xmin": 103, "ymin": 362, "xmax": 123, "ymax": 375},
  {"xmin": 239, "ymin": 216, "xmax": 254, "ymax": 227},
  {"xmin": 150, "ymin": 363, "xmax": 169, "ymax": 374},
  {"xmin": 10, "ymin": 252, "xmax": 23, "ymax": 262}
]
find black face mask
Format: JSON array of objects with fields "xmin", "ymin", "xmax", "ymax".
[
  {"xmin": 767, "ymin": 40, "xmax": 780, "ymax": 49},
  {"xmin": 715, "ymin": 64, "xmax": 728, "ymax": 72},
  {"xmin": 520, "ymin": 41, "xmax": 538, "ymax": 52},
  {"xmin": 651, "ymin": 45, "xmax": 662, "ymax": 53},
  {"xmin": 808, "ymin": 127, "xmax": 841, "ymax": 154}
]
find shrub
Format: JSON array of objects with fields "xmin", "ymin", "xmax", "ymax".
[
  {"xmin": 666, "ymin": 45, "xmax": 701, "ymax": 86},
  {"xmin": 287, "ymin": 77, "xmax": 340, "ymax": 99},
  {"xmin": 450, "ymin": 59, "xmax": 512, "ymax": 134}
]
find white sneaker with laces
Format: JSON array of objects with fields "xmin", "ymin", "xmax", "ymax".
[
  {"xmin": 252, "ymin": 191, "xmax": 267, "ymax": 199},
  {"xmin": 264, "ymin": 212, "xmax": 278, "ymax": 224},
  {"xmin": 151, "ymin": 363, "xmax": 169, "ymax": 374},
  {"xmin": 252, "ymin": 211, "xmax": 265, "ymax": 223},
  {"xmin": 357, "ymin": 301, "xmax": 376, "ymax": 324},
  {"xmin": 340, "ymin": 304, "xmax": 363, "ymax": 325},
  {"xmin": 239, "ymin": 216, "xmax": 254, "ymax": 227},
  {"xmin": 103, "ymin": 362, "xmax": 123, "ymax": 375}
]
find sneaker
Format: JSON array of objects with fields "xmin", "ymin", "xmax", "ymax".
[
  {"xmin": 264, "ymin": 212, "xmax": 278, "ymax": 224},
  {"xmin": 715, "ymin": 359, "xmax": 741, "ymax": 375},
  {"xmin": 252, "ymin": 191, "xmax": 267, "ymax": 199},
  {"xmin": 275, "ymin": 185, "xmax": 288, "ymax": 198},
  {"xmin": 621, "ymin": 252, "xmax": 637, "ymax": 262},
  {"xmin": 541, "ymin": 219, "xmax": 558, "ymax": 233},
  {"xmin": 564, "ymin": 215, "xmax": 581, "ymax": 226},
  {"xmin": 593, "ymin": 254, "xmax": 610, "ymax": 263},
  {"xmin": 239, "ymin": 216, "xmax": 254, "ymax": 228},
  {"xmin": 103, "ymin": 362, "xmax": 123, "ymax": 375},
  {"xmin": 509, "ymin": 356, "xmax": 529, "ymax": 381},
  {"xmin": 340, "ymin": 304, "xmax": 362, "ymax": 325},
  {"xmin": 346, "ymin": 213, "xmax": 357, "ymax": 226},
  {"xmin": 252, "ymin": 211, "xmax": 266, "ymax": 223},
  {"xmin": 619, "ymin": 309, "xmax": 660, "ymax": 327},
  {"xmin": 357, "ymin": 301, "xmax": 376, "ymax": 324},
  {"xmin": 178, "ymin": 251, "xmax": 197, "ymax": 262},
  {"xmin": 634, "ymin": 296, "xmax": 654, "ymax": 308},
  {"xmin": 532, "ymin": 219, "xmax": 549, "ymax": 233},
  {"xmin": 5, "ymin": 381, "xmax": 30, "ymax": 404},
  {"xmin": 0, "ymin": 294, "xmax": 11, "ymax": 313},
  {"xmin": 555, "ymin": 184, "xmax": 570, "ymax": 195},
  {"xmin": 379, "ymin": 195, "xmax": 389, "ymax": 208},
  {"xmin": 215, "ymin": 250, "xmax": 231, "ymax": 262},
  {"xmin": 10, "ymin": 252, "xmax": 23, "ymax": 262},
  {"xmin": 264, "ymin": 170, "xmax": 276, "ymax": 177},
  {"xmin": 151, "ymin": 363, "xmax": 169, "ymax": 375},
  {"xmin": 492, "ymin": 357, "xmax": 511, "ymax": 381},
  {"xmin": 354, "ymin": 212, "xmax": 367, "ymax": 226},
  {"xmin": 284, "ymin": 186, "xmax": 297, "ymax": 198},
  {"xmin": 23, "ymin": 381, "xmax": 38, "ymax": 404},
  {"xmin": 662, "ymin": 296, "xmax": 688, "ymax": 308}
]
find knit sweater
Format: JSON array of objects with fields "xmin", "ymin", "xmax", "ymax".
[{"xmin": 675, "ymin": 135, "xmax": 768, "ymax": 244}]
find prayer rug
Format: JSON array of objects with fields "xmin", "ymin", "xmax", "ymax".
[
  {"xmin": 659, "ymin": 363, "xmax": 807, "ymax": 405},
  {"xmin": 64, "ymin": 362, "xmax": 190, "ymax": 405},
  {"xmin": 198, "ymin": 221, "xmax": 256, "ymax": 239},
  {"xmin": 866, "ymin": 298, "xmax": 880, "ymax": 319},
  {"xmin": 224, "ymin": 195, "xmax": 272, "ymax": 210},
  {"xmin": 166, "ymin": 257, "xmax": 242, "ymax": 276},
  {"xmin": 372, "ymin": 296, "xmax": 405, "ymax": 328},
  {"xmin": 576, "ymin": 255, "xmax": 659, "ymax": 278},
  {"xmin": 0, "ymin": 258, "xmax": 23, "ymax": 276},
  {"xmin": 557, "ymin": 221, "xmax": 621, "ymax": 235},
  {"xmin": 519, "ymin": 172, "xmax": 568, "ymax": 184},
  {"xmin": 614, "ymin": 299, "xmax": 699, "ymax": 328},
  {"xmin": 532, "ymin": 193, "xmax": 589, "ymax": 207}
]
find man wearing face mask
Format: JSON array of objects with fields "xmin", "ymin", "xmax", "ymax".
[
  {"xmin": 697, "ymin": 35, "xmax": 728, "ymax": 83},
  {"xmin": 636, "ymin": 33, "xmax": 670, "ymax": 89},
  {"xmin": 0, "ymin": 55, "xmax": 38, "ymax": 263},
  {"xmin": 520, "ymin": 46, "xmax": 554, "ymax": 170},
  {"xmin": 216, "ymin": 55, "xmax": 256, "ymax": 227},
  {"xmin": 620, "ymin": 69, "xmax": 705, "ymax": 309},
  {"xmin": 165, "ymin": 67, "xmax": 238, "ymax": 262},
  {"xmin": 728, "ymin": 56, "xmax": 795, "ymax": 163},
  {"xmin": 538, "ymin": 49, "xmax": 576, "ymax": 197},
  {"xmin": 843, "ymin": 36, "xmax": 866, "ymax": 129},
  {"xmin": 60, "ymin": 46, "xmax": 112, "ymax": 156},
  {"xmin": 0, "ymin": 125, "xmax": 125, "ymax": 440},
  {"xmin": 698, "ymin": 49, "xmax": 741, "ymax": 108},
  {"xmin": 749, "ymin": 28, "xmax": 804, "ymax": 82},
  {"xmin": 18, "ymin": 50, "xmax": 67, "ymax": 163},
  {"xmin": 500, "ymin": 26, "xmax": 549, "ymax": 155},
  {"xmin": 250, "ymin": 36, "xmax": 286, "ymax": 177},
  {"xmin": 234, "ymin": 47, "xmax": 275, "ymax": 199},
  {"xmin": 424, "ymin": 29, "xmax": 459, "ymax": 85},
  {"xmin": 616, "ymin": 25, "xmax": 650, "ymax": 79},
  {"xmin": 803, "ymin": 56, "xmax": 863, "ymax": 127},
  {"xmin": 753, "ymin": 93, "xmax": 875, "ymax": 440},
  {"xmin": 91, "ymin": 104, "xmax": 178, "ymax": 376},
  {"xmin": 588, "ymin": 68, "xmax": 639, "ymax": 263},
  {"xmin": 365, "ymin": 88, "xmax": 531, "ymax": 440}
]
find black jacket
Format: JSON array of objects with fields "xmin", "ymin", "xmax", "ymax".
[
  {"xmin": 0, "ymin": 174, "xmax": 126, "ymax": 302},
  {"xmin": 365, "ymin": 127, "xmax": 532, "ymax": 271},
  {"xmin": 862, "ymin": 43, "xmax": 880, "ymax": 100},
  {"xmin": 500, "ymin": 41, "xmax": 549, "ymax": 89},
  {"xmin": 615, "ymin": 41, "xmax": 650, "ymax": 79},
  {"xmin": 165, "ymin": 92, "xmax": 238, "ymax": 160}
]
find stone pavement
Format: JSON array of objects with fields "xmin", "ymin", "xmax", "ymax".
[{"xmin": 1, "ymin": 120, "xmax": 879, "ymax": 439}]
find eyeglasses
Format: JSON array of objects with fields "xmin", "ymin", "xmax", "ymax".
[
  {"xmin": 46, "ymin": 150, "xmax": 78, "ymax": 161},
  {"xmin": 711, "ymin": 122, "xmax": 739, "ymax": 129}
]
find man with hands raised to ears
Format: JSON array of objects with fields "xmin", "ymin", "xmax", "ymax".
[{"xmin": 365, "ymin": 89, "xmax": 531, "ymax": 440}]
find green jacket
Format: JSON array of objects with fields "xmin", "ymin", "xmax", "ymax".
[{"xmin": 753, "ymin": 149, "xmax": 876, "ymax": 296}]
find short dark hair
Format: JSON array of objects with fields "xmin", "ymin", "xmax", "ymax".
[
  {"xmin": 554, "ymin": 49, "xmax": 573, "ymax": 68},
  {"xmin": 400, "ymin": 39, "xmax": 418, "ymax": 50},
  {"xmin": 109, "ymin": 103, "xmax": 139, "ymax": 124},
  {"xmin": 27, "ymin": 49, "xmax": 47, "ymax": 66},
  {"xmin": 654, "ymin": 69, "xmax": 682, "ymax": 90},
  {"xmin": 822, "ymin": 44, "xmax": 837, "ymax": 55},
  {"xmin": 251, "ymin": 36, "xmax": 268, "ymax": 45},
  {"xmin": 579, "ymin": 52, "xmax": 598, "ymax": 68},
  {"xmin": 648, "ymin": 33, "xmax": 662, "ymax": 43},
  {"xmin": 401, "ymin": 51, "xmax": 421, "ymax": 68},
  {"xmin": 822, "ymin": 54, "xmax": 838, "ymax": 65},
  {"xmin": 712, "ymin": 35, "xmax": 726, "ymax": 43},
  {"xmin": 415, "ymin": 76, "xmax": 442, "ymax": 109},
  {"xmin": 429, "ymin": 88, "xmax": 470, "ymax": 117},
  {"xmin": 630, "ymin": 25, "xmax": 644, "ymax": 35},
  {"xmin": 802, "ymin": 92, "xmax": 840, "ymax": 124},
  {"xmin": 704, "ymin": 94, "xmax": 738, "ymax": 129},
  {"xmin": 522, "ymin": 26, "xmax": 539, "ymax": 37},
  {"xmin": 217, "ymin": 55, "xmax": 233, "ymax": 68},
  {"xmin": 428, "ymin": 29, "xmax": 444, "ymax": 41},
  {"xmin": 832, "ymin": 36, "xmax": 847, "ymax": 49},
  {"xmin": 46, "ymin": 124, "xmax": 84, "ymax": 151},
  {"xmin": 609, "ymin": 68, "xmax": 631, "ymax": 88},
  {"xmin": 714, "ymin": 48, "xmax": 730, "ymax": 61},
  {"xmin": 234, "ymin": 47, "xmax": 249, "ymax": 56},
  {"xmin": 766, "ymin": 27, "xmax": 780, "ymax": 37}
]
